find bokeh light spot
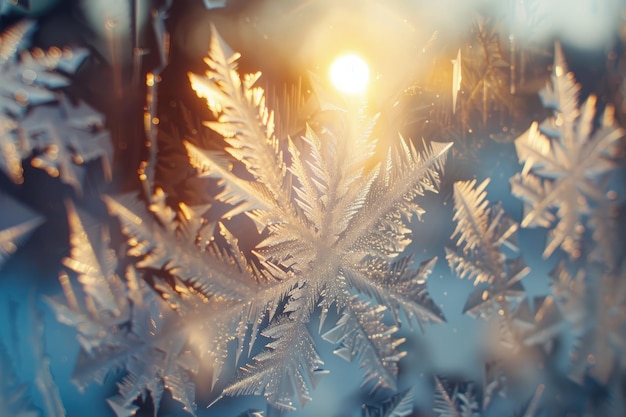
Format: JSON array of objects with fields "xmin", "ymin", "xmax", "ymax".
[{"xmin": 329, "ymin": 54, "xmax": 369, "ymax": 94}]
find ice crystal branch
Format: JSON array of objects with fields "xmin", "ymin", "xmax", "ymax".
[
  {"xmin": 188, "ymin": 26, "xmax": 291, "ymax": 215},
  {"xmin": 46, "ymin": 205, "xmax": 207, "ymax": 416},
  {"xmin": 446, "ymin": 179, "xmax": 528, "ymax": 348}
]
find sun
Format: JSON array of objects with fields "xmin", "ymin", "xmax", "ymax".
[{"xmin": 329, "ymin": 54, "xmax": 370, "ymax": 95}]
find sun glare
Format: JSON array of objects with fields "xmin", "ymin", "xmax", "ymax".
[{"xmin": 329, "ymin": 54, "xmax": 370, "ymax": 95}]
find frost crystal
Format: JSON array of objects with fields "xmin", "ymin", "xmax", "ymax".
[
  {"xmin": 510, "ymin": 43, "xmax": 624, "ymax": 262},
  {"xmin": 0, "ymin": 20, "xmax": 110, "ymax": 190}
]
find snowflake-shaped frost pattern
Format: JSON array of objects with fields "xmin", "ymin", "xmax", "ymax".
[
  {"xmin": 102, "ymin": 26, "xmax": 451, "ymax": 412},
  {"xmin": 510, "ymin": 43, "xmax": 624, "ymax": 262},
  {"xmin": 19, "ymin": 98, "xmax": 112, "ymax": 194},
  {"xmin": 186, "ymin": 26, "xmax": 451, "ymax": 409}
]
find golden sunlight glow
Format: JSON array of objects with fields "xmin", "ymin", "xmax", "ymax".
[{"xmin": 329, "ymin": 54, "xmax": 370, "ymax": 94}]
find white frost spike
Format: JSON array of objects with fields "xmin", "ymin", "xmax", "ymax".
[
  {"xmin": 0, "ymin": 192, "xmax": 43, "ymax": 268},
  {"xmin": 451, "ymin": 48, "xmax": 462, "ymax": 114},
  {"xmin": 450, "ymin": 178, "xmax": 491, "ymax": 255},
  {"xmin": 62, "ymin": 201, "xmax": 120, "ymax": 316}
]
